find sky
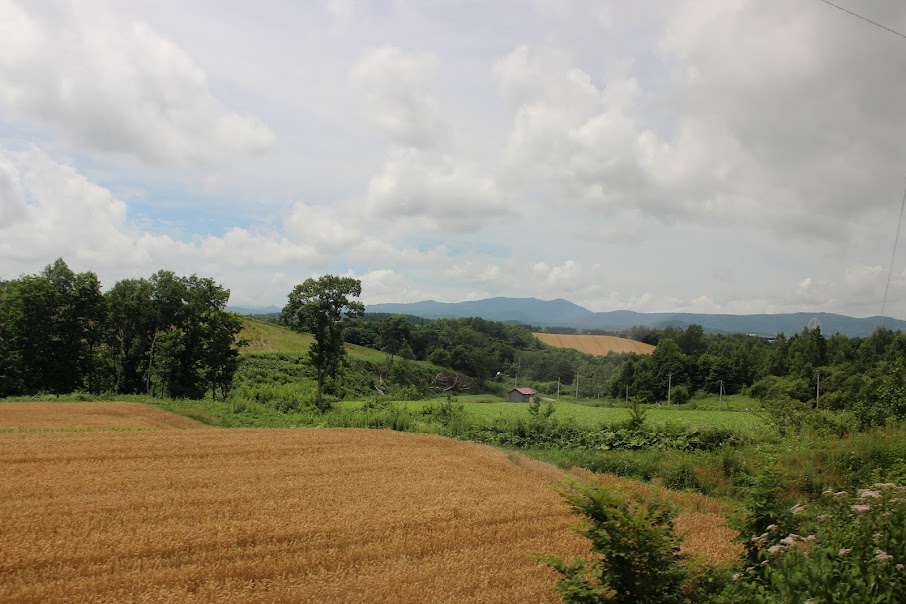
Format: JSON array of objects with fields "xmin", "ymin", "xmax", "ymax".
[{"xmin": 2, "ymin": 1, "xmax": 906, "ymax": 319}]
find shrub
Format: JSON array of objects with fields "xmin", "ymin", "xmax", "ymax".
[
  {"xmin": 541, "ymin": 482, "xmax": 692, "ymax": 604},
  {"xmin": 727, "ymin": 482, "xmax": 906, "ymax": 603},
  {"xmin": 670, "ymin": 385, "xmax": 691, "ymax": 406},
  {"xmin": 663, "ymin": 463, "xmax": 701, "ymax": 491}
]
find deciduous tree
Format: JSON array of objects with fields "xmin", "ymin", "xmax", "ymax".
[{"xmin": 282, "ymin": 275, "xmax": 364, "ymax": 410}]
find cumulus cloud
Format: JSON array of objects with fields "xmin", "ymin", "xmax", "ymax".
[
  {"xmin": 365, "ymin": 148, "xmax": 509, "ymax": 232},
  {"xmin": 351, "ymin": 46, "xmax": 446, "ymax": 148},
  {"xmin": 0, "ymin": 1, "xmax": 274, "ymax": 165},
  {"xmin": 0, "ymin": 147, "xmax": 317, "ymax": 283},
  {"xmin": 494, "ymin": 1, "xmax": 906, "ymax": 239},
  {"xmin": 285, "ymin": 201, "xmax": 362, "ymax": 253}
]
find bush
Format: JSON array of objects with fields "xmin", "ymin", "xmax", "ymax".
[
  {"xmin": 727, "ymin": 482, "xmax": 906, "ymax": 603},
  {"xmin": 670, "ymin": 385, "xmax": 691, "ymax": 406},
  {"xmin": 541, "ymin": 482, "xmax": 692, "ymax": 604},
  {"xmin": 663, "ymin": 463, "xmax": 701, "ymax": 491}
]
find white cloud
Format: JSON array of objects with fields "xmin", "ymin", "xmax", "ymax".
[
  {"xmin": 351, "ymin": 46, "xmax": 445, "ymax": 148},
  {"xmin": 0, "ymin": 147, "xmax": 317, "ymax": 283},
  {"xmin": 285, "ymin": 201, "xmax": 362, "ymax": 253},
  {"xmin": 0, "ymin": 1, "xmax": 274, "ymax": 166},
  {"xmin": 494, "ymin": 1, "xmax": 906, "ymax": 240},
  {"xmin": 0, "ymin": 155, "xmax": 27, "ymax": 226},
  {"xmin": 365, "ymin": 148, "xmax": 509, "ymax": 232}
]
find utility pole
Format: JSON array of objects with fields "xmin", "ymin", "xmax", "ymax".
[
  {"xmin": 625, "ymin": 383, "xmax": 629, "ymax": 403},
  {"xmin": 575, "ymin": 368, "xmax": 579, "ymax": 399},
  {"xmin": 557, "ymin": 377, "xmax": 560, "ymax": 401},
  {"xmin": 667, "ymin": 373, "xmax": 672, "ymax": 405},
  {"xmin": 719, "ymin": 380, "xmax": 724, "ymax": 411},
  {"xmin": 816, "ymin": 368, "xmax": 821, "ymax": 410}
]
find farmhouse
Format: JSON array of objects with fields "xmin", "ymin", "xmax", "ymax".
[{"xmin": 508, "ymin": 387, "xmax": 535, "ymax": 403}]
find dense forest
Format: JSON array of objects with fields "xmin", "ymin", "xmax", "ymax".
[{"xmin": 0, "ymin": 259, "xmax": 243, "ymax": 400}]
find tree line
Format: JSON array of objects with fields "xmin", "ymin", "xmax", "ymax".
[
  {"xmin": 339, "ymin": 312, "xmax": 906, "ymax": 426},
  {"xmin": 0, "ymin": 259, "xmax": 244, "ymax": 400}
]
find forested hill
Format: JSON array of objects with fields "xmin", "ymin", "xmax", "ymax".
[{"xmin": 364, "ymin": 297, "xmax": 906, "ymax": 338}]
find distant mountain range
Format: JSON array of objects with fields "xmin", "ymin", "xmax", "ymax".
[
  {"xmin": 362, "ymin": 297, "xmax": 906, "ymax": 338},
  {"xmin": 228, "ymin": 304, "xmax": 282, "ymax": 315}
]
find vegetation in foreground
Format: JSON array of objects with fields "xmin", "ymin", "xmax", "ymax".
[{"xmin": 544, "ymin": 474, "xmax": 906, "ymax": 603}]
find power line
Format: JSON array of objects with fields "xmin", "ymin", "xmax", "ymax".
[
  {"xmin": 818, "ymin": 0, "xmax": 906, "ymax": 40},
  {"xmin": 880, "ymin": 178, "xmax": 906, "ymax": 321}
]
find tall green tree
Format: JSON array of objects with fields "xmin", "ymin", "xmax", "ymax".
[
  {"xmin": 106, "ymin": 278, "xmax": 154, "ymax": 394},
  {"xmin": 282, "ymin": 275, "xmax": 365, "ymax": 411},
  {"xmin": 378, "ymin": 315, "xmax": 412, "ymax": 365}
]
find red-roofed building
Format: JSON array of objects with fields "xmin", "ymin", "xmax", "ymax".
[{"xmin": 508, "ymin": 387, "xmax": 535, "ymax": 403}]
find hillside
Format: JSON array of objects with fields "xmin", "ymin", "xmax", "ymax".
[
  {"xmin": 367, "ymin": 297, "xmax": 906, "ymax": 337},
  {"xmin": 238, "ymin": 317, "xmax": 384, "ymax": 361},
  {"xmin": 534, "ymin": 333, "xmax": 656, "ymax": 356}
]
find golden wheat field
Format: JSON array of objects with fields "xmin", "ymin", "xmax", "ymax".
[
  {"xmin": 534, "ymin": 333, "xmax": 657, "ymax": 356},
  {"xmin": 0, "ymin": 401, "xmax": 207, "ymax": 431},
  {"xmin": 0, "ymin": 403, "xmax": 737, "ymax": 603}
]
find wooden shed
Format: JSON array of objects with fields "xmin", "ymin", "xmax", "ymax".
[{"xmin": 508, "ymin": 387, "xmax": 535, "ymax": 403}]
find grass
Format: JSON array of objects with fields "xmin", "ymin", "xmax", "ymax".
[
  {"xmin": 337, "ymin": 398, "xmax": 768, "ymax": 436},
  {"xmin": 238, "ymin": 317, "xmax": 386, "ymax": 362}
]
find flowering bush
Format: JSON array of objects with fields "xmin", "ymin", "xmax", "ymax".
[{"xmin": 727, "ymin": 482, "xmax": 906, "ymax": 603}]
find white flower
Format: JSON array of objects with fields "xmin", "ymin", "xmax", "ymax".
[
  {"xmin": 851, "ymin": 504, "xmax": 870, "ymax": 514},
  {"xmin": 839, "ymin": 548, "xmax": 851, "ymax": 557},
  {"xmin": 791, "ymin": 504, "xmax": 806, "ymax": 515},
  {"xmin": 859, "ymin": 489, "xmax": 882, "ymax": 499},
  {"xmin": 875, "ymin": 549, "xmax": 893, "ymax": 563},
  {"xmin": 780, "ymin": 534, "xmax": 800, "ymax": 546},
  {"xmin": 768, "ymin": 545, "xmax": 783, "ymax": 554}
]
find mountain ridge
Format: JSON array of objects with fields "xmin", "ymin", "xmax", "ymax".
[{"xmin": 364, "ymin": 297, "xmax": 906, "ymax": 338}]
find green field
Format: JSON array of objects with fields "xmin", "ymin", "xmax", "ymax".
[
  {"xmin": 239, "ymin": 317, "xmax": 386, "ymax": 362},
  {"xmin": 337, "ymin": 397, "xmax": 768, "ymax": 436}
]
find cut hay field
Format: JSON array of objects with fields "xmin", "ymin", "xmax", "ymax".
[
  {"xmin": 0, "ymin": 401, "xmax": 207, "ymax": 431},
  {"xmin": 534, "ymin": 333, "xmax": 656, "ymax": 356},
  {"xmin": 1, "ymin": 404, "xmax": 738, "ymax": 603}
]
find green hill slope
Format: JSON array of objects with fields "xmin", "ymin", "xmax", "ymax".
[{"xmin": 238, "ymin": 318, "xmax": 384, "ymax": 362}]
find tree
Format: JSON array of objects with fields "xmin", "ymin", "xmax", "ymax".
[
  {"xmin": 282, "ymin": 275, "xmax": 365, "ymax": 411},
  {"xmin": 378, "ymin": 315, "xmax": 412, "ymax": 365}
]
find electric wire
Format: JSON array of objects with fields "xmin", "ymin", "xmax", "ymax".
[
  {"xmin": 880, "ymin": 178, "xmax": 906, "ymax": 321},
  {"xmin": 817, "ymin": 0, "xmax": 906, "ymax": 40}
]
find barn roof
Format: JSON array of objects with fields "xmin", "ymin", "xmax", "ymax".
[{"xmin": 511, "ymin": 387, "xmax": 535, "ymax": 395}]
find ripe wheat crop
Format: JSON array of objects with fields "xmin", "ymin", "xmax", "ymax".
[
  {"xmin": 0, "ymin": 406, "xmax": 738, "ymax": 603},
  {"xmin": 534, "ymin": 333, "xmax": 656, "ymax": 356},
  {"xmin": 0, "ymin": 402, "xmax": 206, "ymax": 431}
]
